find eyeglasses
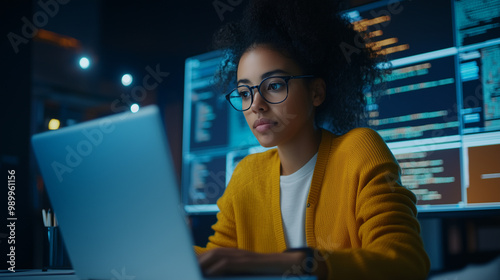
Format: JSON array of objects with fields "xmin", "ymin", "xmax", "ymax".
[{"xmin": 225, "ymin": 75, "xmax": 315, "ymax": 112}]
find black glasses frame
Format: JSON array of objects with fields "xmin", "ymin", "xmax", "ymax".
[{"xmin": 225, "ymin": 75, "xmax": 315, "ymax": 112}]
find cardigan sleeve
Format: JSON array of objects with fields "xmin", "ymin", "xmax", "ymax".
[{"xmin": 319, "ymin": 128, "xmax": 430, "ymax": 280}]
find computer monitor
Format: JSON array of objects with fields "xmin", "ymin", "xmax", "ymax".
[{"xmin": 181, "ymin": 0, "xmax": 500, "ymax": 214}]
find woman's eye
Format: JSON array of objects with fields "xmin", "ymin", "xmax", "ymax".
[
  {"xmin": 239, "ymin": 90, "xmax": 251, "ymax": 98},
  {"xmin": 267, "ymin": 82, "xmax": 284, "ymax": 91}
]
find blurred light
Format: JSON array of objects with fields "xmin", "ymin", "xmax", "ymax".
[
  {"xmin": 79, "ymin": 57, "xmax": 90, "ymax": 69},
  {"xmin": 121, "ymin": 74, "xmax": 133, "ymax": 86},
  {"xmin": 36, "ymin": 29, "xmax": 81, "ymax": 49},
  {"xmin": 48, "ymin": 119, "xmax": 60, "ymax": 130},
  {"xmin": 130, "ymin": 103, "xmax": 140, "ymax": 113}
]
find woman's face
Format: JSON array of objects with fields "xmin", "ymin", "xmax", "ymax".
[{"xmin": 237, "ymin": 45, "xmax": 322, "ymax": 148}]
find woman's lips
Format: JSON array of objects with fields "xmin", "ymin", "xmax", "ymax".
[{"xmin": 253, "ymin": 118, "xmax": 277, "ymax": 133}]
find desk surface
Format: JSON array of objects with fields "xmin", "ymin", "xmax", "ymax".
[
  {"xmin": 0, "ymin": 270, "xmax": 76, "ymax": 279},
  {"xmin": 0, "ymin": 270, "xmax": 317, "ymax": 280}
]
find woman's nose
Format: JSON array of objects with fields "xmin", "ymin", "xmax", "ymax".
[{"xmin": 250, "ymin": 88, "xmax": 268, "ymax": 112}]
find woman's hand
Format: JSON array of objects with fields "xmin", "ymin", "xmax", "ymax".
[
  {"xmin": 197, "ymin": 247, "xmax": 327, "ymax": 279},
  {"xmin": 198, "ymin": 247, "xmax": 289, "ymax": 276}
]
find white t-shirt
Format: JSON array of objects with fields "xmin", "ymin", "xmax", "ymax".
[{"xmin": 279, "ymin": 153, "xmax": 318, "ymax": 248}]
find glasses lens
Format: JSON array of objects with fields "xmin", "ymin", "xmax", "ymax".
[
  {"xmin": 260, "ymin": 77, "xmax": 288, "ymax": 103},
  {"xmin": 228, "ymin": 86, "xmax": 252, "ymax": 111}
]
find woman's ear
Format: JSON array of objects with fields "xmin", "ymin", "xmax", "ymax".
[{"xmin": 311, "ymin": 78, "xmax": 326, "ymax": 107}]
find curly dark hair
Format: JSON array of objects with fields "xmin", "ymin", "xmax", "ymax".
[{"xmin": 211, "ymin": 0, "xmax": 386, "ymax": 134}]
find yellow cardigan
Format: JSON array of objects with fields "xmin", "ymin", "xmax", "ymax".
[{"xmin": 194, "ymin": 128, "xmax": 430, "ymax": 279}]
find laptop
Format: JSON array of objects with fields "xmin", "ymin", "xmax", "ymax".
[{"xmin": 32, "ymin": 105, "xmax": 315, "ymax": 280}]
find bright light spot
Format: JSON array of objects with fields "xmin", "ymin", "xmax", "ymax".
[
  {"xmin": 48, "ymin": 119, "xmax": 60, "ymax": 130},
  {"xmin": 130, "ymin": 103, "xmax": 140, "ymax": 113},
  {"xmin": 121, "ymin": 74, "xmax": 133, "ymax": 86},
  {"xmin": 79, "ymin": 57, "xmax": 90, "ymax": 69}
]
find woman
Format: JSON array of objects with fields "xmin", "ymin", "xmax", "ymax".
[{"xmin": 194, "ymin": 0, "xmax": 430, "ymax": 279}]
